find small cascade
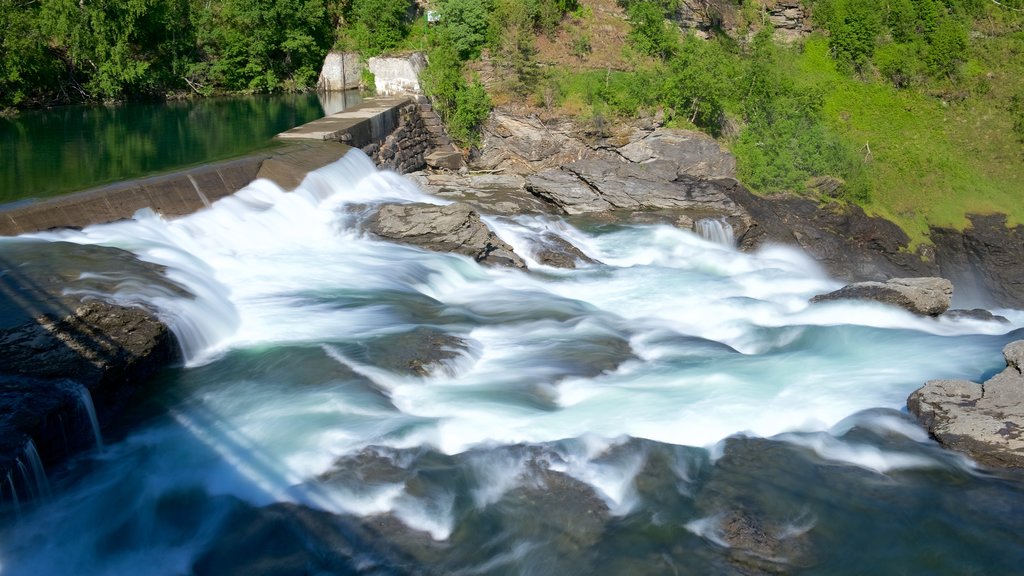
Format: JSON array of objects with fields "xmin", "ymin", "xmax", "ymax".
[
  {"xmin": 694, "ymin": 218, "xmax": 735, "ymax": 247},
  {"xmin": 21, "ymin": 439, "xmax": 50, "ymax": 501},
  {"xmin": 187, "ymin": 174, "xmax": 213, "ymax": 209},
  {"xmin": 5, "ymin": 470, "xmax": 20, "ymax": 514},
  {"xmin": 68, "ymin": 384, "xmax": 104, "ymax": 451}
]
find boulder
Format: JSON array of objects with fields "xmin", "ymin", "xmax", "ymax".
[
  {"xmin": 908, "ymin": 341, "xmax": 1024, "ymax": 468},
  {"xmin": 368, "ymin": 202, "xmax": 526, "ymax": 268},
  {"xmin": 474, "ymin": 112, "xmax": 597, "ymax": 175},
  {"xmin": 810, "ymin": 277, "xmax": 953, "ymax": 316}
]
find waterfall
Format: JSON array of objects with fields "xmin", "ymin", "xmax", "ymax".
[
  {"xmin": 694, "ymin": 218, "xmax": 735, "ymax": 247},
  {"xmin": 21, "ymin": 440, "xmax": 50, "ymax": 501},
  {"xmin": 67, "ymin": 384, "xmax": 103, "ymax": 451}
]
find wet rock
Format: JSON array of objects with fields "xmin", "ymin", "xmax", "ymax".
[
  {"xmin": 367, "ymin": 202, "xmax": 526, "ymax": 268},
  {"xmin": 722, "ymin": 182, "xmax": 936, "ymax": 282},
  {"xmin": 931, "ymin": 214, "xmax": 1024, "ymax": 308},
  {"xmin": 532, "ymin": 232, "xmax": 597, "ymax": 268},
  {"xmin": 0, "ymin": 240, "xmax": 182, "ymax": 480},
  {"xmin": 363, "ymin": 327, "xmax": 469, "ymax": 377},
  {"xmin": 908, "ymin": 341, "xmax": 1024, "ymax": 468},
  {"xmin": 942, "ymin": 308, "xmax": 1010, "ymax": 324},
  {"xmin": 194, "ymin": 499, "xmax": 419, "ymax": 576},
  {"xmin": 810, "ymin": 277, "xmax": 953, "ymax": 316}
]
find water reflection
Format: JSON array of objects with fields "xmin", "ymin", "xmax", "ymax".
[{"xmin": 0, "ymin": 91, "xmax": 358, "ymax": 204}]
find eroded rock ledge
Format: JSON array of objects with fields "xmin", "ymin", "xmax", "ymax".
[
  {"xmin": 908, "ymin": 340, "xmax": 1024, "ymax": 468},
  {"xmin": 0, "ymin": 240, "xmax": 183, "ymax": 495},
  {"xmin": 810, "ymin": 277, "xmax": 954, "ymax": 316}
]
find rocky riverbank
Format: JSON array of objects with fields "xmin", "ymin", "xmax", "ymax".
[{"xmin": 0, "ymin": 240, "xmax": 183, "ymax": 502}]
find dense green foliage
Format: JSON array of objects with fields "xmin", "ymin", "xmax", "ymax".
[{"xmin": 1, "ymin": 0, "xmax": 340, "ymax": 107}]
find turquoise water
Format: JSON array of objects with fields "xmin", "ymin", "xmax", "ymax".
[
  {"xmin": 1, "ymin": 151, "xmax": 1023, "ymax": 574},
  {"xmin": 0, "ymin": 92, "xmax": 359, "ymax": 204}
]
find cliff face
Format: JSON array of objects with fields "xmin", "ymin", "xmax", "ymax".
[{"xmin": 674, "ymin": 0, "xmax": 810, "ymax": 41}]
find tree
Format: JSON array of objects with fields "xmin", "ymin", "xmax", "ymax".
[
  {"xmin": 825, "ymin": 0, "xmax": 883, "ymax": 71},
  {"xmin": 438, "ymin": 0, "xmax": 492, "ymax": 60},
  {"xmin": 346, "ymin": 0, "xmax": 411, "ymax": 55},
  {"xmin": 627, "ymin": 1, "xmax": 678, "ymax": 59}
]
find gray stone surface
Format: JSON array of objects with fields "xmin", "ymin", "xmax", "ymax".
[
  {"xmin": 368, "ymin": 53, "xmax": 427, "ymax": 96},
  {"xmin": 908, "ymin": 341, "xmax": 1024, "ymax": 468},
  {"xmin": 617, "ymin": 128, "xmax": 736, "ymax": 179},
  {"xmin": 0, "ymin": 240, "xmax": 182, "ymax": 481},
  {"xmin": 810, "ymin": 277, "xmax": 953, "ymax": 316},
  {"xmin": 317, "ymin": 51, "xmax": 363, "ymax": 92},
  {"xmin": 368, "ymin": 202, "xmax": 526, "ymax": 268}
]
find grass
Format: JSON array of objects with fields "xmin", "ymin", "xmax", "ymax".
[{"xmin": 784, "ymin": 36, "xmax": 1024, "ymax": 246}]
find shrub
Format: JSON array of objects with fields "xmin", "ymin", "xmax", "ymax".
[{"xmin": 626, "ymin": 1, "xmax": 677, "ymax": 60}]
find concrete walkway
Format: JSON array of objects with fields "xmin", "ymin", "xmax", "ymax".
[{"xmin": 277, "ymin": 96, "xmax": 411, "ymax": 146}]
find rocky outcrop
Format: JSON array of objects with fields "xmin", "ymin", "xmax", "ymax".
[
  {"xmin": 930, "ymin": 214, "xmax": 1024, "ymax": 309},
  {"xmin": 908, "ymin": 341, "xmax": 1024, "ymax": 468},
  {"xmin": 368, "ymin": 52, "xmax": 427, "ymax": 96},
  {"xmin": 367, "ymin": 202, "xmax": 526, "ymax": 268},
  {"xmin": 0, "ymin": 240, "xmax": 182, "ymax": 496},
  {"xmin": 474, "ymin": 112, "xmax": 602, "ymax": 175},
  {"xmin": 317, "ymin": 51, "xmax": 363, "ymax": 92},
  {"xmin": 810, "ymin": 277, "xmax": 953, "ymax": 316},
  {"xmin": 724, "ymin": 183, "xmax": 937, "ymax": 282}
]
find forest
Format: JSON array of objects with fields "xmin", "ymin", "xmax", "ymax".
[{"xmin": 2, "ymin": 0, "xmax": 1023, "ymax": 242}]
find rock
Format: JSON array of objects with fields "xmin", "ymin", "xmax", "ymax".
[
  {"xmin": 931, "ymin": 214, "xmax": 1024, "ymax": 309},
  {"xmin": 367, "ymin": 52, "xmax": 427, "ymax": 96},
  {"xmin": 0, "ymin": 240, "xmax": 182, "ymax": 487},
  {"xmin": 532, "ymin": 232, "xmax": 597, "ymax": 269},
  {"xmin": 810, "ymin": 277, "xmax": 953, "ymax": 316},
  {"xmin": 942, "ymin": 308, "xmax": 1010, "ymax": 324},
  {"xmin": 474, "ymin": 112, "xmax": 598, "ymax": 175},
  {"xmin": 527, "ymin": 160, "xmax": 742, "ymax": 217},
  {"xmin": 368, "ymin": 202, "xmax": 526, "ymax": 268},
  {"xmin": 722, "ymin": 181, "xmax": 936, "ymax": 282},
  {"xmin": 317, "ymin": 51, "xmax": 363, "ymax": 92},
  {"xmin": 425, "ymin": 150, "xmax": 464, "ymax": 171},
  {"xmin": 617, "ymin": 128, "xmax": 736, "ymax": 179},
  {"xmin": 908, "ymin": 341, "xmax": 1024, "ymax": 468},
  {"xmin": 406, "ymin": 172, "xmax": 553, "ymax": 216}
]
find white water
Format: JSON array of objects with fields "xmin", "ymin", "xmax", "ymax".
[{"xmin": 2, "ymin": 149, "xmax": 1020, "ymax": 572}]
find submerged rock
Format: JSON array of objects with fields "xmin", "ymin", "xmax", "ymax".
[
  {"xmin": 367, "ymin": 202, "xmax": 526, "ymax": 268},
  {"xmin": 908, "ymin": 340, "xmax": 1024, "ymax": 468},
  {"xmin": 810, "ymin": 277, "xmax": 953, "ymax": 316}
]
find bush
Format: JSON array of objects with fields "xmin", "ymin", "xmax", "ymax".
[{"xmin": 421, "ymin": 44, "xmax": 492, "ymax": 147}]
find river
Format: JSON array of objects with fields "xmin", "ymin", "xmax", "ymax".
[
  {"xmin": 0, "ymin": 91, "xmax": 360, "ymax": 205},
  {"xmin": 1, "ymin": 150, "xmax": 1023, "ymax": 574}
]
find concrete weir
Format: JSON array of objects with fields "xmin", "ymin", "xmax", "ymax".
[
  {"xmin": 0, "ymin": 141, "xmax": 350, "ymax": 237},
  {"xmin": 276, "ymin": 96, "xmax": 410, "ymax": 146},
  {"xmin": 0, "ymin": 96, "xmax": 414, "ymax": 237}
]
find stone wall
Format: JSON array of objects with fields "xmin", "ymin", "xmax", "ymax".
[{"xmin": 364, "ymin": 102, "xmax": 430, "ymax": 174}]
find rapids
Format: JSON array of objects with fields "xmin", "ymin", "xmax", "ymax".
[{"xmin": 1, "ymin": 150, "xmax": 1023, "ymax": 575}]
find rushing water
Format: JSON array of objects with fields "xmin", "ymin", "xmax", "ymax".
[
  {"xmin": 2, "ymin": 150, "xmax": 1024, "ymax": 574},
  {"xmin": 0, "ymin": 91, "xmax": 360, "ymax": 204}
]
